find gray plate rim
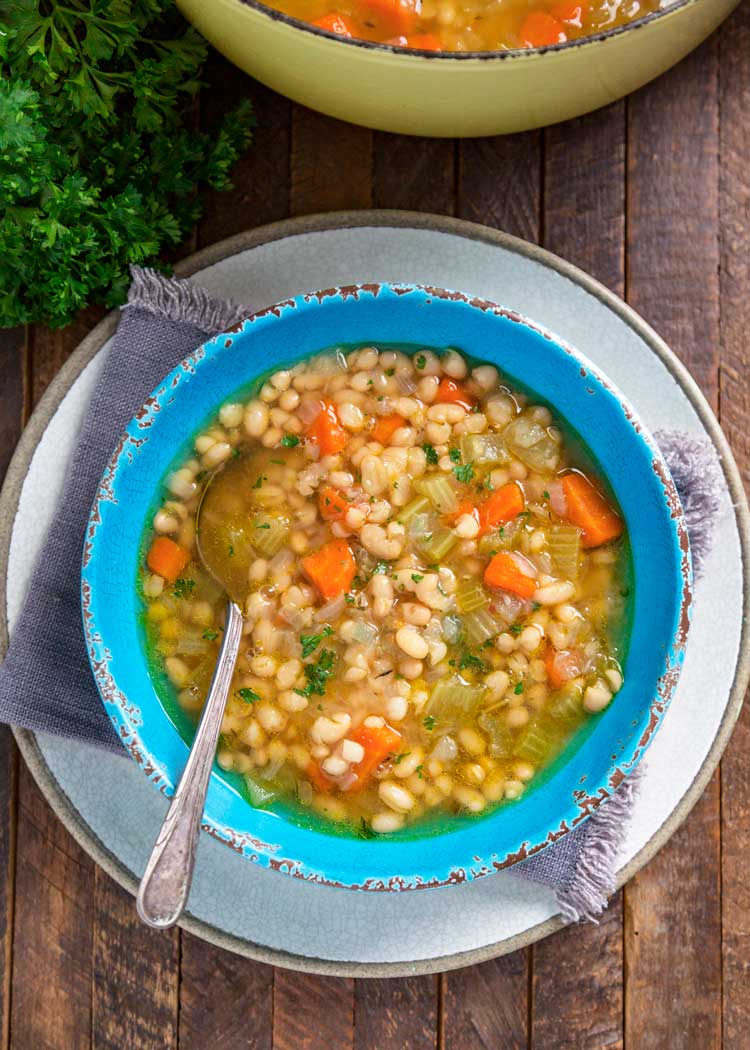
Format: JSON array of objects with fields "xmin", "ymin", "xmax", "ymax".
[{"xmin": 1, "ymin": 210, "xmax": 747, "ymax": 978}]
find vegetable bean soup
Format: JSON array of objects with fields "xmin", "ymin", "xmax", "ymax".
[
  {"xmin": 267, "ymin": 0, "xmax": 661, "ymax": 53},
  {"xmin": 142, "ymin": 345, "xmax": 630, "ymax": 838}
]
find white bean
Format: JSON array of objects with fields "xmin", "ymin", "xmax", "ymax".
[
  {"xmin": 535, "ymin": 580, "xmax": 576, "ymax": 605},
  {"xmin": 244, "ymin": 400, "xmax": 269, "ymax": 437},
  {"xmin": 379, "ymin": 781, "xmax": 416, "ymax": 813},
  {"xmin": 395, "ymin": 627, "xmax": 429, "ymax": 660}
]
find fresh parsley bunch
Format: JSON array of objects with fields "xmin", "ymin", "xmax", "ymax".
[{"xmin": 0, "ymin": 0, "xmax": 254, "ymax": 329}]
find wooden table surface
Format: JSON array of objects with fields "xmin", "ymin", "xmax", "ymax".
[{"xmin": 1, "ymin": 5, "xmax": 749, "ymax": 1048}]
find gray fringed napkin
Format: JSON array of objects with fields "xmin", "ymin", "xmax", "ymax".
[{"xmin": 0, "ymin": 267, "xmax": 725, "ymax": 921}]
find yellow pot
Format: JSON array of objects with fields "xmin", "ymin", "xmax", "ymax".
[{"xmin": 178, "ymin": 0, "xmax": 738, "ymax": 137}]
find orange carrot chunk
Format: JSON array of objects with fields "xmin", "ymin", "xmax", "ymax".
[
  {"xmin": 477, "ymin": 482, "xmax": 525, "ymax": 534},
  {"xmin": 545, "ymin": 645, "xmax": 583, "ymax": 689},
  {"xmin": 361, "ymin": 0, "xmax": 419, "ymax": 34},
  {"xmin": 484, "ymin": 551, "xmax": 537, "ymax": 599},
  {"xmin": 343, "ymin": 721, "xmax": 402, "ymax": 793},
  {"xmin": 371, "ymin": 413, "xmax": 407, "ymax": 445},
  {"xmin": 550, "ymin": 1, "xmax": 582, "ymax": 25},
  {"xmin": 435, "ymin": 376, "xmax": 475, "ymax": 410},
  {"xmin": 146, "ymin": 536, "xmax": 190, "ymax": 583},
  {"xmin": 313, "ymin": 12, "xmax": 360, "ymax": 35},
  {"xmin": 318, "ymin": 485, "xmax": 351, "ymax": 521},
  {"xmin": 388, "ymin": 32, "xmax": 441, "ymax": 49},
  {"xmin": 561, "ymin": 473, "xmax": 623, "ymax": 548},
  {"xmin": 307, "ymin": 401, "xmax": 348, "ymax": 457},
  {"xmin": 307, "ymin": 759, "xmax": 335, "ymax": 793},
  {"xmin": 448, "ymin": 498, "xmax": 478, "ymax": 525},
  {"xmin": 519, "ymin": 11, "xmax": 566, "ymax": 47},
  {"xmin": 302, "ymin": 537, "xmax": 356, "ymax": 599}
]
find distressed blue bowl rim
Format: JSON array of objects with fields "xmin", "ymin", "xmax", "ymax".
[{"xmin": 81, "ymin": 282, "xmax": 692, "ymax": 892}]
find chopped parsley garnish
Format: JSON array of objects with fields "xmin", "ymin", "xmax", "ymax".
[
  {"xmin": 453, "ymin": 462, "xmax": 475, "ymax": 483},
  {"xmin": 509, "ymin": 623, "xmax": 523, "ymax": 636},
  {"xmin": 423, "ymin": 715, "xmax": 437, "ymax": 731},
  {"xmin": 415, "ymin": 353, "xmax": 426, "ymax": 369},
  {"xmin": 237, "ymin": 688, "xmax": 261, "ymax": 704},
  {"xmin": 295, "ymin": 649, "xmax": 336, "ymax": 697},
  {"xmin": 459, "ymin": 650, "xmax": 487, "ymax": 673},
  {"xmin": 393, "ymin": 751, "xmax": 412, "ymax": 765},
  {"xmin": 415, "ymin": 764, "xmax": 424, "ymax": 779},
  {"xmin": 448, "ymin": 447, "xmax": 461, "ymax": 464},
  {"xmin": 385, "ymin": 367, "xmax": 395, "ymax": 376},
  {"xmin": 173, "ymin": 578, "xmax": 195, "ymax": 599},
  {"xmin": 202, "ymin": 629, "xmax": 218, "ymax": 641},
  {"xmin": 532, "ymin": 602, "xmax": 541, "ymax": 612},
  {"xmin": 227, "ymin": 544, "xmax": 234, "ymax": 558},
  {"xmin": 422, "ymin": 443, "xmax": 439, "ymax": 465},
  {"xmin": 359, "ymin": 817, "xmax": 375, "ymax": 839},
  {"xmin": 231, "ymin": 447, "xmax": 241, "ymax": 458},
  {"xmin": 411, "ymin": 573, "xmax": 424, "ymax": 583},
  {"xmin": 300, "ymin": 625, "xmax": 334, "ymax": 659},
  {"xmin": 514, "ymin": 681, "xmax": 524, "ymax": 695},
  {"xmin": 252, "ymin": 474, "xmax": 266, "ymax": 489},
  {"xmin": 372, "ymin": 561, "xmax": 388, "ymax": 575},
  {"xmin": 255, "ymin": 521, "xmax": 271, "ymax": 529},
  {"xmin": 345, "ymin": 594, "xmax": 356, "ymax": 604},
  {"xmin": 543, "ymin": 490, "xmax": 550, "ymax": 499},
  {"xmin": 281, "ymin": 434, "xmax": 300, "ymax": 447}
]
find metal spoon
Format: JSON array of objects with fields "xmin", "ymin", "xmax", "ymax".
[{"xmin": 137, "ymin": 471, "xmax": 244, "ymax": 929}]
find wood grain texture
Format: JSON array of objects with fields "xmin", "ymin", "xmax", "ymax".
[
  {"xmin": 373, "ymin": 136, "xmax": 455, "ymax": 215},
  {"xmin": 624, "ymin": 39, "xmax": 722, "ymax": 1050},
  {"xmin": 10, "ymin": 764, "xmax": 94, "ymax": 1050},
  {"xmin": 273, "ymin": 972, "xmax": 354, "ymax": 1050},
  {"xmin": 354, "ymin": 976, "xmax": 438, "ymax": 1050},
  {"xmin": 442, "ymin": 953, "xmax": 529, "ymax": 1050},
  {"xmin": 29, "ymin": 306, "xmax": 106, "ymax": 409},
  {"xmin": 198, "ymin": 59, "xmax": 292, "ymax": 244},
  {"xmin": 718, "ymin": 4, "xmax": 750, "ymax": 1046},
  {"xmin": 0, "ymin": 732, "xmax": 17, "ymax": 1050},
  {"xmin": 290, "ymin": 107, "xmax": 372, "ymax": 216},
  {"xmin": 458, "ymin": 133, "xmax": 541, "ymax": 242},
  {"xmin": 543, "ymin": 103, "xmax": 626, "ymax": 295},
  {"xmin": 179, "ymin": 932, "xmax": 272, "ymax": 1050},
  {"xmin": 91, "ymin": 871, "xmax": 178, "ymax": 1050},
  {"xmin": 533, "ymin": 896, "xmax": 624, "ymax": 1050},
  {"xmin": 532, "ymin": 101, "xmax": 627, "ymax": 1050}
]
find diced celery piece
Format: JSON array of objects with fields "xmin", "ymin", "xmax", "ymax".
[
  {"xmin": 477, "ymin": 519, "xmax": 520, "ymax": 554},
  {"xmin": 175, "ymin": 631, "xmax": 210, "ymax": 657},
  {"xmin": 456, "ymin": 580, "xmax": 489, "ymax": 614},
  {"xmin": 251, "ymin": 514, "xmax": 288, "ymax": 557},
  {"xmin": 548, "ymin": 524, "xmax": 582, "ymax": 579},
  {"xmin": 478, "ymin": 710, "xmax": 513, "ymax": 758},
  {"xmin": 504, "ymin": 415, "xmax": 560, "ymax": 472},
  {"xmin": 419, "ymin": 526, "xmax": 457, "ymax": 562},
  {"xmin": 428, "ymin": 676, "xmax": 485, "ymax": 723},
  {"xmin": 398, "ymin": 495, "xmax": 431, "ymax": 524},
  {"xmin": 441, "ymin": 614, "xmax": 463, "ymax": 644},
  {"xmin": 246, "ymin": 765, "xmax": 295, "ymax": 807},
  {"xmin": 463, "ymin": 607, "xmax": 502, "ymax": 646},
  {"xmin": 409, "ymin": 512, "xmax": 437, "ymax": 539},
  {"xmin": 549, "ymin": 682, "xmax": 585, "ymax": 728},
  {"xmin": 514, "ymin": 719, "xmax": 558, "ymax": 764},
  {"xmin": 460, "ymin": 432, "xmax": 509, "ymax": 466},
  {"xmin": 414, "ymin": 474, "xmax": 459, "ymax": 514},
  {"xmin": 245, "ymin": 777, "xmax": 278, "ymax": 808}
]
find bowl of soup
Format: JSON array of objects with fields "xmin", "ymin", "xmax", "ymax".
[
  {"xmin": 176, "ymin": 0, "xmax": 737, "ymax": 136},
  {"xmin": 82, "ymin": 283, "xmax": 690, "ymax": 889}
]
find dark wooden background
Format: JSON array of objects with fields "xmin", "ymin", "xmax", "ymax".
[{"xmin": 1, "ymin": 4, "xmax": 748, "ymax": 1047}]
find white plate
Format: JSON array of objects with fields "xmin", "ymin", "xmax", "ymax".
[{"xmin": 2, "ymin": 213, "xmax": 747, "ymax": 976}]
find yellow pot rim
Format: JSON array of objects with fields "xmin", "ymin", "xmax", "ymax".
[{"xmin": 222, "ymin": 0, "xmax": 697, "ymax": 59}]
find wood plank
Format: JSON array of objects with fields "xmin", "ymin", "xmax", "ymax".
[
  {"xmin": 533, "ymin": 896, "xmax": 624, "ymax": 1050},
  {"xmin": 624, "ymin": 37, "xmax": 721, "ymax": 1050},
  {"xmin": 179, "ymin": 932, "xmax": 272, "ymax": 1050},
  {"xmin": 273, "ymin": 972, "xmax": 354, "ymax": 1050},
  {"xmin": 10, "ymin": 763, "xmax": 94, "ymax": 1050},
  {"xmin": 373, "ymin": 136, "xmax": 455, "ymax": 215},
  {"xmin": 717, "ymin": 3, "xmax": 750, "ymax": 1045},
  {"xmin": 0, "ymin": 324, "xmax": 25, "ymax": 1050},
  {"xmin": 442, "ymin": 954, "xmax": 528, "ymax": 1049},
  {"xmin": 458, "ymin": 133, "xmax": 542, "ymax": 242},
  {"xmin": 354, "ymin": 976, "xmax": 438, "ymax": 1050},
  {"xmin": 531, "ymin": 102, "xmax": 627, "ymax": 1050},
  {"xmin": 197, "ymin": 59, "xmax": 293, "ymax": 244},
  {"xmin": 91, "ymin": 871, "xmax": 179, "ymax": 1050},
  {"xmin": 29, "ymin": 306, "xmax": 106, "ymax": 409},
  {"xmin": 290, "ymin": 107, "xmax": 372, "ymax": 216}
]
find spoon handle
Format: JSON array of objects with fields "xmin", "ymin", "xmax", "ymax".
[{"xmin": 136, "ymin": 599, "xmax": 244, "ymax": 929}]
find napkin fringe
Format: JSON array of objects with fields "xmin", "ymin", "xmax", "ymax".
[
  {"xmin": 557, "ymin": 765, "xmax": 643, "ymax": 923},
  {"xmin": 126, "ymin": 266, "xmax": 249, "ymax": 335}
]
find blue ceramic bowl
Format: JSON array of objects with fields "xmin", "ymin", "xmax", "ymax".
[{"xmin": 82, "ymin": 284, "xmax": 691, "ymax": 890}]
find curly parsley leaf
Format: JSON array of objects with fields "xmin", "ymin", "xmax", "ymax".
[
  {"xmin": 295, "ymin": 648, "xmax": 336, "ymax": 695},
  {"xmin": 300, "ymin": 626, "xmax": 334, "ymax": 660}
]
